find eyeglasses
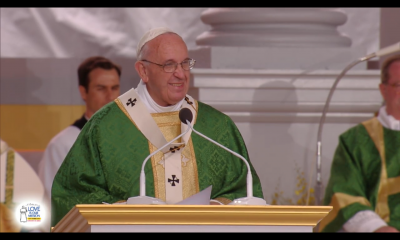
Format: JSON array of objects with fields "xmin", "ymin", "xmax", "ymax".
[
  {"xmin": 384, "ymin": 82, "xmax": 400, "ymax": 94},
  {"xmin": 384, "ymin": 82, "xmax": 400, "ymax": 90},
  {"xmin": 141, "ymin": 58, "xmax": 196, "ymax": 73}
]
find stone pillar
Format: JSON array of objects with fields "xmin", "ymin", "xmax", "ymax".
[
  {"xmin": 196, "ymin": 8, "xmax": 351, "ymax": 48},
  {"xmin": 195, "ymin": 8, "xmax": 367, "ymax": 70},
  {"xmin": 379, "ymin": 8, "xmax": 400, "ymax": 67}
]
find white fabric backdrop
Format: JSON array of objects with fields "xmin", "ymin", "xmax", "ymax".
[{"xmin": 1, "ymin": 8, "xmax": 379, "ymax": 58}]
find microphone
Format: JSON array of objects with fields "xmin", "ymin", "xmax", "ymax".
[
  {"xmin": 179, "ymin": 108, "xmax": 267, "ymax": 205},
  {"xmin": 313, "ymin": 41, "xmax": 400, "ymax": 206},
  {"xmin": 127, "ymin": 118, "xmax": 192, "ymax": 205}
]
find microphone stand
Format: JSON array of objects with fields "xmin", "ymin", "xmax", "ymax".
[
  {"xmin": 314, "ymin": 42, "xmax": 400, "ymax": 206},
  {"xmin": 127, "ymin": 126, "xmax": 191, "ymax": 204},
  {"xmin": 184, "ymin": 119, "xmax": 267, "ymax": 205}
]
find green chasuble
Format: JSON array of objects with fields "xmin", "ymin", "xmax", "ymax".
[
  {"xmin": 50, "ymin": 98, "xmax": 264, "ymax": 227},
  {"xmin": 320, "ymin": 117, "xmax": 400, "ymax": 232}
]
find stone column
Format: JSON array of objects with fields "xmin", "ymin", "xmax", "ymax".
[
  {"xmin": 196, "ymin": 8, "xmax": 351, "ymax": 48},
  {"xmin": 379, "ymin": 8, "xmax": 400, "ymax": 67},
  {"xmin": 195, "ymin": 8, "xmax": 366, "ymax": 70}
]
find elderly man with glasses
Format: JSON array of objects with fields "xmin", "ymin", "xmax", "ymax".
[{"xmin": 50, "ymin": 27, "xmax": 264, "ymax": 228}]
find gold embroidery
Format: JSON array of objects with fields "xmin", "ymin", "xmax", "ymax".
[
  {"xmin": 5, "ymin": 150, "xmax": 15, "ymax": 208},
  {"xmin": 115, "ymin": 98, "xmax": 201, "ymax": 201},
  {"xmin": 362, "ymin": 117, "xmax": 390, "ymax": 222},
  {"xmin": 152, "ymin": 112, "xmax": 181, "ymax": 143},
  {"xmin": 387, "ymin": 176, "xmax": 400, "ymax": 195},
  {"xmin": 114, "ymin": 98, "xmax": 139, "ymax": 129},
  {"xmin": 318, "ymin": 192, "xmax": 371, "ymax": 231},
  {"xmin": 215, "ymin": 197, "xmax": 232, "ymax": 205},
  {"xmin": 151, "ymin": 111, "xmax": 180, "ymax": 118},
  {"xmin": 150, "ymin": 111, "xmax": 199, "ymax": 201},
  {"xmin": 185, "ymin": 96, "xmax": 198, "ymax": 113},
  {"xmin": 193, "ymin": 100, "xmax": 198, "ymax": 125},
  {"xmin": 149, "ymin": 142, "xmax": 165, "ymax": 201},
  {"xmin": 181, "ymin": 138, "xmax": 200, "ymax": 199}
]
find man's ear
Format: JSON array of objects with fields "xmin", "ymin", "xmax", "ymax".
[
  {"xmin": 78, "ymin": 85, "xmax": 87, "ymax": 102},
  {"xmin": 135, "ymin": 61, "xmax": 149, "ymax": 83}
]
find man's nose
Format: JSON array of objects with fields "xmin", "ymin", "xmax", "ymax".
[
  {"xmin": 173, "ymin": 63, "xmax": 186, "ymax": 78},
  {"xmin": 106, "ymin": 89, "xmax": 115, "ymax": 101}
]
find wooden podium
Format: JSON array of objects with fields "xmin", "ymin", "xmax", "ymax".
[{"xmin": 51, "ymin": 204, "xmax": 332, "ymax": 232}]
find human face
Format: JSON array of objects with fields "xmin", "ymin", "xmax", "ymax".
[
  {"xmin": 79, "ymin": 68, "xmax": 120, "ymax": 118},
  {"xmin": 135, "ymin": 33, "xmax": 190, "ymax": 106},
  {"xmin": 379, "ymin": 61, "xmax": 400, "ymax": 120}
]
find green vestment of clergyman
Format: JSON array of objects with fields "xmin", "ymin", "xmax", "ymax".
[
  {"xmin": 50, "ymin": 98, "xmax": 264, "ymax": 228},
  {"xmin": 320, "ymin": 117, "xmax": 400, "ymax": 232}
]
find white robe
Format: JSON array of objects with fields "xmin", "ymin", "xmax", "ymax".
[
  {"xmin": 0, "ymin": 139, "xmax": 44, "ymax": 204},
  {"xmin": 0, "ymin": 138, "xmax": 45, "ymax": 231},
  {"xmin": 38, "ymin": 126, "xmax": 81, "ymax": 201},
  {"xmin": 37, "ymin": 125, "xmax": 82, "ymax": 232}
]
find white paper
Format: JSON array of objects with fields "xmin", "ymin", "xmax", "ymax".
[{"xmin": 176, "ymin": 185, "xmax": 212, "ymax": 205}]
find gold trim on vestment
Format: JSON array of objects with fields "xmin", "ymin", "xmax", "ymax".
[
  {"xmin": 5, "ymin": 150, "xmax": 15, "ymax": 208},
  {"xmin": 362, "ymin": 117, "xmax": 390, "ymax": 222},
  {"xmin": 114, "ymin": 99, "xmax": 139, "ymax": 129},
  {"xmin": 181, "ymin": 138, "xmax": 199, "ymax": 199},
  {"xmin": 149, "ymin": 143, "xmax": 164, "ymax": 200},
  {"xmin": 318, "ymin": 192, "xmax": 370, "ymax": 231},
  {"xmin": 115, "ymin": 98, "xmax": 201, "ymax": 201},
  {"xmin": 151, "ymin": 112, "xmax": 182, "ymax": 143},
  {"xmin": 387, "ymin": 177, "xmax": 400, "ymax": 196},
  {"xmin": 215, "ymin": 197, "xmax": 232, "ymax": 205}
]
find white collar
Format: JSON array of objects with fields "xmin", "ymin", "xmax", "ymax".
[
  {"xmin": 135, "ymin": 79, "xmax": 184, "ymax": 113},
  {"xmin": 377, "ymin": 105, "xmax": 400, "ymax": 131}
]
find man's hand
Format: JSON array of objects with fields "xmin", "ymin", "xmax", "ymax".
[{"xmin": 374, "ymin": 226, "xmax": 399, "ymax": 232}]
